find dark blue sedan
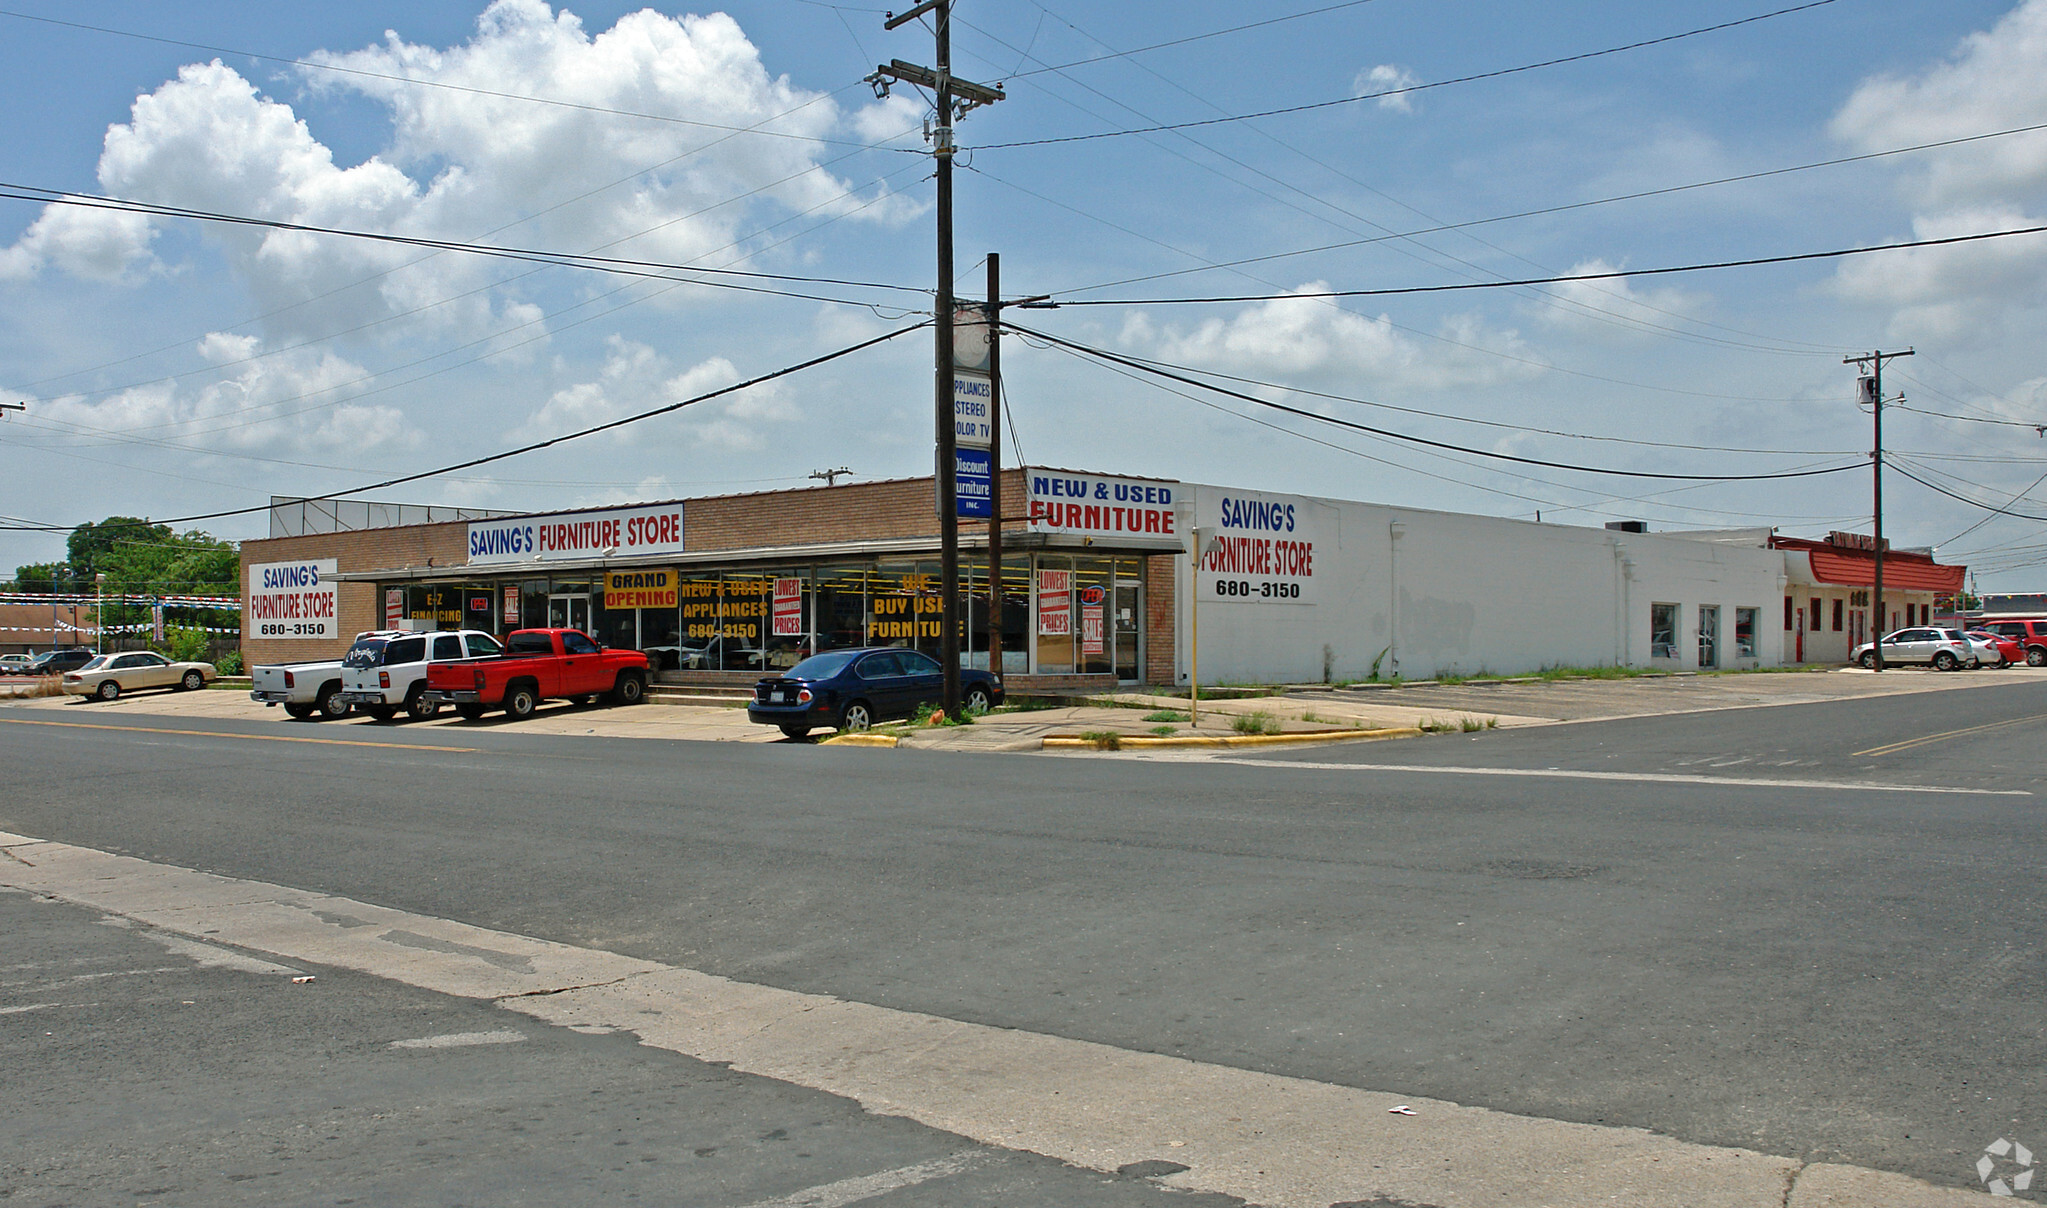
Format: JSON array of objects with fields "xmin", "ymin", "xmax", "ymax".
[{"xmin": 749, "ymin": 647, "xmax": 1004, "ymax": 738}]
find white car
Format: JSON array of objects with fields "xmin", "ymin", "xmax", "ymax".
[
  {"xmin": 1849, "ymin": 627, "xmax": 1974, "ymax": 671},
  {"xmin": 338, "ymin": 629, "xmax": 503, "ymax": 721},
  {"xmin": 62, "ymin": 652, "xmax": 217, "ymax": 700}
]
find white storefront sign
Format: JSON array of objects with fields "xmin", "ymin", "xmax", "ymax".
[
  {"xmin": 1196, "ymin": 488, "xmax": 1321, "ymax": 605},
  {"xmin": 953, "ymin": 370, "xmax": 993, "ymax": 449},
  {"xmin": 247, "ymin": 559, "xmax": 339, "ymax": 640},
  {"xmin": 468, "ymin": 503, "xmax": 685, "ymax": 566},
  {"xmin": 1025, "ymin": 470, "xmax": 1179, "ymax": 542}
]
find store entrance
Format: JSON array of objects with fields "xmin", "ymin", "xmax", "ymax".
[
  {"xmin": 547, "ymin": 594, "xmax": 589, "ymax": 633},
  {"xmin": 1114, "ymin": 583, "xmax": 1141, "ymax": 682}
]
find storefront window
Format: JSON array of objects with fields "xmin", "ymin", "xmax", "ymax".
[
  {"xmin": 1735, "ymin": 607, "xmax": 1758, "ymax": 658},
  {"xmin": 814, "ymin": 565, "xmax": 868, "ymax": 652},
  {"xmin": 1034, "ymin": 555, "xmax": 1075, "ymax": 674},
  {"xmin": 868, "ymin": 562, "xmax": 945, "ymax": 659},
  {"xmin": 1650, "ymin": 603, "xmax": 1678, "ymax": 660},
  {"xmin": 1074, "ymin": 556, "xmax": 1116, "ymax": 676}
]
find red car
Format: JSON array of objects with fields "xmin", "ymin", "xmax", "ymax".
[
  {"xmin": 1980, "ymin": 618, "xmax": 2047, "ymax": 667},
  {"xmin": 422, "ymin": 628, "xmax": 649, "ymax": 720},
  {"xmin": 1966, "ymin": 630, "xmax": 2023, "ymax": 669}
]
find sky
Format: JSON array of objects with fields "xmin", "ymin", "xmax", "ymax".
[{"xmin": 4, "ymin": 0, "xmax": 2047, "ymax": 589}]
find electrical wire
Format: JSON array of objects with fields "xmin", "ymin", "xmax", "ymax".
[
  {"xmin": 1002, "ymin": 1, "xmax": 1384, "ymax": 80},
  {"xmin": 975, "ymin": 1, "xmax": 1842, "ymax": 151},
  {"xmin": 1008, "ymin": 322, "xmax": 1865, "ymax": 482},
  {"xmin": 0, "ymin": 322, "xmax": 930, "ymax": 535},
  {"xmin": 1887, "ymin": 458, "xmax": 2047, "ymax": 524}
]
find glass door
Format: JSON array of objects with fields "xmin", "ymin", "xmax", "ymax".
[
  {"xmin": 1698, "ymin": 604, "xmax": 1719, "ymax": 669},
  {"xmin": 547, "ymin": 594, "xmax": 589, "ymax": 633},
  {"xmin": 1114, "ymin": 583, "xmax": 1141, "ymax": 683}
]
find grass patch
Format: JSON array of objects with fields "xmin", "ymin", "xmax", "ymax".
[
  {"xmin": 1460, "ymin": 716, "xmax": 1497, "ymax": 732},
  {"xmin": 993, "ymin": 697, "xmax": 1064, "ymax": 713},
  {"xmin": 1148, "ymin": 725, "xmax": 1179, "ymax": 737},
  {"xmin": 1230, "ymin": 710, "xmax": 1282, "ymax": 735},
  {"xmin": 912, "ymin": 702, "xmax": 973, "ymax": 728},
  {"xmin": 1142, "ymin": 709, "xmax": 1189, "ymax": 723},
  {"xmin": 1075, "ymin": 730, "xmax": 1123, "ymax": 750}
]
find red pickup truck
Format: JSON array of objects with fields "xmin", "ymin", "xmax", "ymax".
[{"xmin": 422, "ymin": 628, "xmax": 650, "ymax": 720}]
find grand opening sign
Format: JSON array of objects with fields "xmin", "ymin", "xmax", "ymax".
[
  {"xmin": 247, "ymin": 559, "xmax": 338, "ymax": 639},
  {"xmin": 468, "ymin": 503, "xmax": 685, "ymax": 566}
]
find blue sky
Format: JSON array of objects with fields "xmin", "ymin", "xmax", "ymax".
[{"xmin": 4, "ymin": 0, "xmax": 2047, "ymax": 588}]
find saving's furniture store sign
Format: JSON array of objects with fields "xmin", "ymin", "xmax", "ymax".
[
  {"xmin": 468, "ymin": 503, "xmax": 686, "ymax": 566},
  {"xmin": 1196, "ymin": 488, "xmax": 1323, "ymax": 605},
  {"xmin": 247, "ymin": 559, "xmax": 339, "ymax": 639}
]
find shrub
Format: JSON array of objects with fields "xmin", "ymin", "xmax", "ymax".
[
  {"xmin": 157, "ymin": 626, "xmax": 211, "ymax": 664},
  {"xmin": 215, "ymin": 649, "xmax": 243, "ymax": 676}
]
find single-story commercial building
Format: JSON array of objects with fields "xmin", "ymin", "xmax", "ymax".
[{"xmin": 237, "ymin": 469, "xmax": 1964, "ymax": 687}]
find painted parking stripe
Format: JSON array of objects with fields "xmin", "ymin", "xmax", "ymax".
[
  {"xmin": 1852, "ymin": 714, "xmax": 2047, "ymax": 758},
  {"xmin": 0, "ymin": 717, "xmax": 476, "ymax": 753},
  {"xmin": 0, "ymin": 829, "xmax": 1985, "ymax": 1208},
  {"xmin": 728, "ymin": 1152, "xmax": 985, "ymax": 1208},
  {"xmin": 390, "ymin": 1030, "xmax": 528, "ymax": 1050},
  {"xmin": 1196, "ymin": 757, "xmax": 2029, "ymax": 796}
]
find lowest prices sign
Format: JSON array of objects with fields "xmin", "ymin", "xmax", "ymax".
[
  {"xmin": 1196, "ymin": 489, "xmax": 1320, "ymax": 605},
  {"xmin": 247, "ymin": 559, "xmax": 339, "ymax": 639}
]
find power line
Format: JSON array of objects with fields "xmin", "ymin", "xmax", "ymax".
[
  {"xmin": 1008, "ymin": 322, "xmax": 1865, "ymax": 482},
  {"xmin": 0, "ymin": 322, "xmax": 929, "ymax": 535},
  {"xmin": 1888, "ymin": 458, "xmax": 2047, "ymax": 524},
  {"xmin": 976, "ymin": 0, "xmax": 1842, "ymax": 151},
  {"xmin": 1002, "ymin": 1, "xmax": 1383, "ymax": 79},
  {"xmin": 1032, "ymin": 223, "xmax": 2047, "ymax": 306}
]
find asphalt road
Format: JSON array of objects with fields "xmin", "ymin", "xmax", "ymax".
[{"xmin": 3, "ymin": 682, "xmax": 2044, "ymax": 1201}]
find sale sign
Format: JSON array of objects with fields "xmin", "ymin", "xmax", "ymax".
[
  {"xmin": 1037, "ymin": 569, "xmax": 1071, "ymax": 636},
  {"xmin": 772, "ymin": 577, "xmax": 803, "ymax": 636}
]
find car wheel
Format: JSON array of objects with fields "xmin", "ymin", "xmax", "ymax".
[
  {"xmin": 179, "ymin": 670, "xmax": 204, "ymax": 692},
  {"xmin": 779, "ymin": 724, "xmax": 812, "ymax": 740},
  {"xmin": 1969, "ymin": 657, "xmax": 1983, "ymax": 670},
  {"xmin": 1858, "ymin": 651, "xmax": 1875, "ymax": 669},
  {"xmin": 505, "ymin": 685, "xmax": 538, "ymax": 719},
  {"xmin": 284, "ymin": 703, "xmax": 316, "ymax": 720},
  {"xmin": 963, "ymin": 685, "xmax": 992, "ymax": 714},
  {"xmin": 404, "ymin": 687, "xmax": 439, "ymax": 721},
  {"xmin": 315, "ymin": 686, "xmax": 350, "ymax": 719},
  {"xmin": 365, "ymin": 704, "xmax": 398, "ymax": 722},
  {"xmin": 95, "ymin": 679, "xmax": 121, "ymax": 702},
  {"xmin": 2030, "ymin": 647, "xmax": 2047, "ymax": 667},
  {"xmin": 1998, "ymin": 657, "xmax": 2012, "ymax": 669},
  {"xmin": 1933, "ymin": 651, "xmax": 1959, "ymax": 671},
  {"xmin": 612, "ymin": 671, "xmax": 645, "ymax": 705},
  {"xmin": 457, "ymin": 704, "xmax": 487, "ymax": 721},
  {"xmin": 839, "ymin": 700, "xmax": 874, "ymax": 731}
]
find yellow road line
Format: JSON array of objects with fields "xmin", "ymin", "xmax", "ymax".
[
  {"xmin": 0, "ymin": 717, "xmax": 476, "ymax": 752},
  {"xmin": 1853, "ymin": 714, "xmax": 2047, "ymax": 758}
]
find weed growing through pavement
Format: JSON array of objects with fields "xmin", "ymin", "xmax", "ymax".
[
  {"xmin": 1076, "ymin": 730, "xmax": 1123, "ymax": 750},
  {"xmin": 1142, "ymin": 710, "xmax": 1189, "ymax": 722},
  {"xmin": 1148, "ymin": 725, "xmax": 1179, "ymax": 737},
  {"xmin": 1231, "ymin": 710, "xmax": 1282, "ymax": 735}
]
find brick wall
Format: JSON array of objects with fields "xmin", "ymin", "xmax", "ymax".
[
  {"xmin": 684, "ymin": 470, "xmax": 1032, "ymax": 553},
  {"xmin": 238, "ymin": 522, "xmax": 469, "ymax": 662},
  {"xmin": 1145, "ymin": 554, "xmax": 1177, "ymax": 686}
]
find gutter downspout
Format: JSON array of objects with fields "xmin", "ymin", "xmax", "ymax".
[{"xmin": 1388, "ymin": 520, "xmax": 1405, "ymax": 677}]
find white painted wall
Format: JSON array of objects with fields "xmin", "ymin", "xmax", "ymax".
[{"xmin": 1176, "ymin": 485, "xmax": 1789, "ymax": 684}]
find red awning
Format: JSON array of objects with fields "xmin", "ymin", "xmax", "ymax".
[{"xmin": 1807, "ymin": 548, "xmax": 1964, "ymax": 592}]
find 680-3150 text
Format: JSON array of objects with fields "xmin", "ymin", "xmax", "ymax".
[
  {"xmin": 1213, "ymin": 579, "xmax": 1301, "ymax": 599},
  {"xmin": 257, "ymin": 623, "xmax": 326, "ymax": 636}
]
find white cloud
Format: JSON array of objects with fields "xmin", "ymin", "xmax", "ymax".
[
  {"xmin": 1528, "ymin": 259, "xmax": 1707, "ymax": 340},
  {"xmin": 516, "ymin": 335, "xmax": 792, "ymax": 451},
  {"xmin": 1354, "ymin": 64, "xmax": 1422, "ymax": 113},
  {"xmin": 1, "ymin": 1, "xmax": 916, "ymax": 341},
  {"xmin": 33, "ymin": 332, "xmax": 423, "ymax": 458},
  {"xmin": 1826, "ymin": 1, "xmax": 2047, "ymax": 338},
  {"xmin": 1118, "ymin": 284, "xmax": 1540, "ymax": 393}
]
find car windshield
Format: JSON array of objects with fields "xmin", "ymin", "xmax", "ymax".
[
  {"xmin": 343, "ymin": 638, "xmax": 390, "ymax": 669},
  {"xmin": 786, "ymin": 650, "xmax": 861, "ymax": 680},
  {"xmin": 80, "ymin": 655, "xmax": 111, "ymax": 671}
]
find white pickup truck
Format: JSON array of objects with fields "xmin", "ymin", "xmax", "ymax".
[
  {"xmin": 338, "ymin": 629, "xmax": 503, "ymax": 722},
  {"xmin": 249, "ymin": 655, "xmax": 353, "ymax": 720}
]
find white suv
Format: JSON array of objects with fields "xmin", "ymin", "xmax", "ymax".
[
  {"xmin": 338, "ymin": 629, "xmax": 503, "ymax": 721},
  {"xmin": 1850, "ymin": 627, "xmax": 1974, "ymax": 671}
]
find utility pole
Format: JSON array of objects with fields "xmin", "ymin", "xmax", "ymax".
[
  {"xmin": 808, "ymin": 467, "xmax": 853, "ymax": 487},
  {"xmin": 985, "ymin": 253, "xmax": 1002, "ymax": 685},
  {"xmin": 1845, "ymin": 348, "xmax": 1912, "ymax": 671},
  {"xmin": 869, "ymin": 1, "xmax": 1004, "ymax": 717}
]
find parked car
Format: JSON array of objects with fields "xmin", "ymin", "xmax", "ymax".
[
  {"xmin": 337, "ymin": 629, "xmax": 503, "ymax": 721},
  {"xmin": 748, "ymin": 647, "xmax": 1004, "ymax": 738},
  {"xmin": 62, "ymin": 651, "xmax": 216, "ymax": 700},
  {"xmin": 250, "ymin": 653, "xmax": 352, "ymax": 720},
  {"xmin": 1849, "ymin": 627, "xmax": 1975, "ymax": 670},
  {"xmin": 0, "ymin": 654, "xmax": 31, "ymax": 675},
  {"xmin": 421, "ymin": 628, "xmax": 649, "ymax": 720},
  {"xmin": 1964, "ymin": 630, "xmax": 2021, "ymax": 669},
  {"xmin": 18, "ymin": 648, "xmax": 95, "ymax": 678},
  {"xmin": 1980, "ymin": 618, "xmax": 2047, "ymax": 667}
]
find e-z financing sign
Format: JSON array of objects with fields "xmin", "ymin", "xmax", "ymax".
[
  {"xmin": 1026, "ymin": 471, "xmax": 1179, "ymax": 542},
  {"xmin": 248, "ymin": 559, "xmax": 338, "ymax": 639},
  {"xmin": 468, "ymin": 503, "xmax": 685, "ymax": 565},
  {"xmin": 1198, "ymin": 489, "xmax": 1319, "ymax": 605}
]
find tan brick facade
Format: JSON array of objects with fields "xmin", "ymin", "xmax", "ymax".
[
  {"xmin": 683, "ymin": 470, "xmax": 1031, "ymax": 553},
  {"xmin": 1144, "ymin": 554, "xmax": 1177, "ymax": 686}
]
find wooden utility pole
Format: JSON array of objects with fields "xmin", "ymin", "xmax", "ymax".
[
  {"xmin": 986, "ymin": 253, "xmax": 1002, "ymax": 684},
  {"xmin": 869, "ymin": 1, "xmax": 1004, "ymax": 715},
  {"xmin": 1845, "ymin": 348, "xmax": 1912, "ymax": 671}
]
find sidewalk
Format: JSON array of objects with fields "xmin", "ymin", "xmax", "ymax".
[{"xmin": 4, "ymin": 664, "xmax": 2039, "ymax": 749}]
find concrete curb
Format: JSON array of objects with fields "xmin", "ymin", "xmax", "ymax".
[
  {"xmin": 819, "ymin": 733, "xmax": 900, "ymax": 747},
  {"xmin": 1044, "ymin": 726, "xmax": 1423, "ymax": 750}
]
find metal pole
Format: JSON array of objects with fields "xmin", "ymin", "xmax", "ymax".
[
  {"xmin": 1872, "ymin": 351, "xmax": 1884, "ymax": 671},
  {"xmin": 933, "ymin": 0, "xmax": 961, "ymax": 716},
  {"xmin": 986, "ymin": 253, "xmax": 1002, "ymax": 689}
]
